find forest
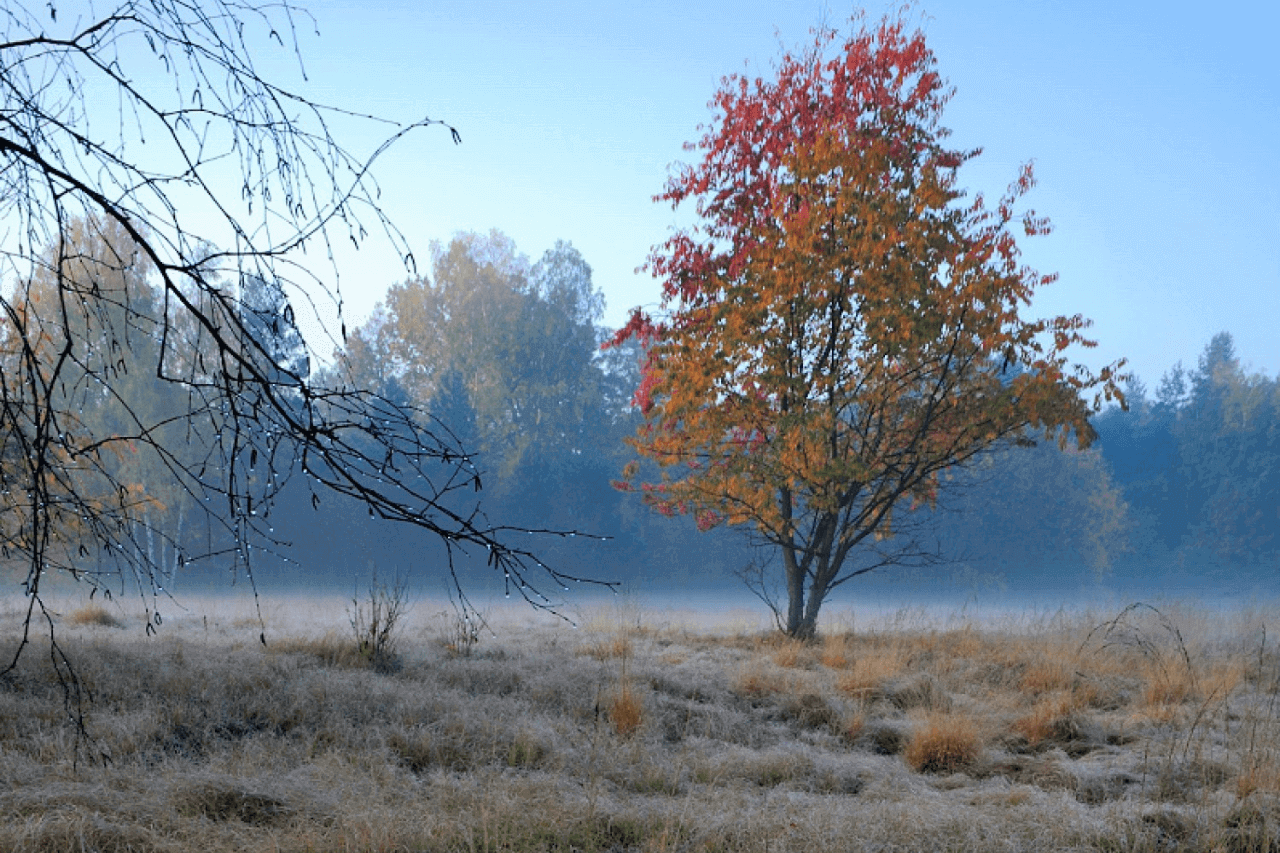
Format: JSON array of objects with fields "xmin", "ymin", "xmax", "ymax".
[
  {"xmin": 8, "ymin": 223, "xmax": 1272, "ymax": 604},
  {"xmin": 237, "ymin": 232, "xmax": 1280, "ymax": 602}
]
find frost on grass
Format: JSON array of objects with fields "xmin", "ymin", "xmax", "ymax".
[{"xmin": 0, "ymin": 594, "xmax": 1278, "ymax": 852}]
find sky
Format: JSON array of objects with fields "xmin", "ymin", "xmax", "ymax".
[{"xmin": 267, "ymin": 0, "xmax": 1278, "ymax": 389}]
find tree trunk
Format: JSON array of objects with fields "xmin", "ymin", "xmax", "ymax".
[
  {"xmin": 783, "ymin": 561, "xmax": 825, "ymax": 640},
  {"xmin": 798, "ymin": 584, "xmax": 825, "ymax": 640},
  {"xmin": 783, "ymin": 544, "xmax": 806, "ymax": 638},
  {"xmin": 791, "ymin": 609, "xmax": 819, "ymax": 640},
  {"xmin": 783, "ymin": 527, "xmax": 836, "ymax": 639}
]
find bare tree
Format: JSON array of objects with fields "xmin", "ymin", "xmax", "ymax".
[{"xmin": 0, "ymin": 0, "xmax": 603, "ymax": 697}]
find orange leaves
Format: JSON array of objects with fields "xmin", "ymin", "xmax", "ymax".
[{"xmin": 608, "ymin": 7, "xmax": 1125, "ymax": 589}]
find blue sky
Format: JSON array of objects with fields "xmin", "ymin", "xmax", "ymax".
[{"xmin": 283, "ymin": 1, "xmax": 1278, "ymax": 388}]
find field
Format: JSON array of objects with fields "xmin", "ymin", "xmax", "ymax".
[{"xmin": 0, "ymin": 590, "xmax": 1278, "ymax": 852}]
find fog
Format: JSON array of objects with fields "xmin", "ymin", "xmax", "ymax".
[{"xmin": 7, "ymin": 231, "xmax": 1275, "ymax": 635}]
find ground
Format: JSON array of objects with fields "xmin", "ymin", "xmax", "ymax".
[{"xmin": 0, "ymin": 590, "xmax": 1277, "ymax": 852}]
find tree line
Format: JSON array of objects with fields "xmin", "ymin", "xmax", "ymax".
[
  {"xmin": 7, "ymin": 218, "xmax": 1272, "ymax": 605},
  {"xmin": 1093, "ymin": 333, "xmax": 1279, "ymax": 585},
  {"xmin": 315, "ymin": 226, "xmax": 1275, "ymax": 603}
]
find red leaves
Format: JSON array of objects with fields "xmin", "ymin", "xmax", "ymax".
[
  {"xmin": 695, "ymin": 509, "xmax": 722, "ymax": 532},
  {"xmin": 607, "ymin": 307, "xmax": 656, "ymax": 349},
  {"xmin": 642, "ymin": 11, "xmax": 956, "ymax": 273},
  {"xmin": 608, "ymin": 6, "xmax": 1126, "ymax": 549}
]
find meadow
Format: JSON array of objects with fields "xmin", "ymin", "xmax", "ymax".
[{"xmin": 0, "ymin": 589, "xmax": 1277, "ymax": 852}]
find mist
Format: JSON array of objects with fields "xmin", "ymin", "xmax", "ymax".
[{"xmin": 138, "ymin": 238, "xmax": 1277, "ymax": 628}]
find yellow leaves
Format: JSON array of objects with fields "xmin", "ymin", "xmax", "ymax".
[{"xmin": 614, "ymin": 11, "xmax": 1126, "ymax": 576}]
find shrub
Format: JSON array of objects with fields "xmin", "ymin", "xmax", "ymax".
[{"xmin": 348, "ymin": 570, "xmax": 409, "ymax": 670}]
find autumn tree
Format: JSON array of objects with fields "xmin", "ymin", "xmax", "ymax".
[
  {"xmin": 0, "ymin": 0, "xmax": 598, "ymax": 696},
  {"xmin": 339, "ymin": 232, "xmax": 634, "ymax": 544},
  {"xmin": 0, "ymin": 216, "xmax": 200, "ymax": 587},
  {"xmin": 344, "ymin": 233, "xmax": 608, "ymax": 483},
  {"xmin": 610, "ymin": 12, "xmax": 1124, "ymax": 638}
]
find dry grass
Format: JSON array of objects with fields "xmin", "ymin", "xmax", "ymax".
[
  {"xmin": 64, "ymin": 602, "xmax": 123, "ymax": 628},
  {"xmin": 1020, "ymin": 657, "xmax": 1077, "ymax": 694},
  {"xmin": 1011, "ymin": 692, "xmax": 1085, "ymax": 746},
  {"xmin": 820, "ymin": 633, "xmax": 851, "ymax": 669},
  {"xmin": 733, "ymin": 658, "xmax": 791, "ymax": 697},
  {"xmin": 772, "ymin": 637, "xmax": 813, "ymax": 668},
  {"xmin": 608, "ymin": 682, "xmax": 644, "ymax": 737},
  {"xmin": 1, "ymin": 593, "xmax": 1277, "ymax": 852},
  {"xmin": 585, "ymin": 634, "xmax": 633, "ymax": 661},
  {"xmin": 834, "ymin": 641, "xmax": 911, "ymax": 695},
  {"xmin": 904, "ymin": 711, "xmax": 982, "ymax": 773},
  {"xmin": 267, "ymin": 630, "xmax": 370, "ymax": 668}
]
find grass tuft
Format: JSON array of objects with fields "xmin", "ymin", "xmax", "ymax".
[
  {"xmin": 819, "ymin": 633, "xmax": 851, "ymax": 668},
  {"xmin": 65, "ymin": 602, "xmax": 122, "ymax": 628},
  {"xmin": 173, "ymin": 782, "xmax": 292, "ymax": 826},
  {"xmin": 268, "ymin": 631, "xmax": 369, "ymax": 668},
  {"xmin": 1020, "ymin": 658, "xmax": 1075, "ymax": 694},
  {"xmin": 734, "ymin": 662, "xmax": 788, "ymax": 698},
  {"xmin": 905, "ymin": 712, "xmax": 982, "ymax": 773},
  {"xmin": 585, "ymin": 635, "xmax": 633, "ymax": 661},
  {"xmin": 772, "ymin": 637, "xmax": 812, "ymax": 668},
  {"xmin": 608, "ymin": 682, "xmax": 644, "ymax": 737},
  {"xmin": 834, "ymin": 643, "xmax": 909, "ymax": 695},
  {"xmin": 1012, "ymin": 693, "xmax": 1086, "ymax": 748}
]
